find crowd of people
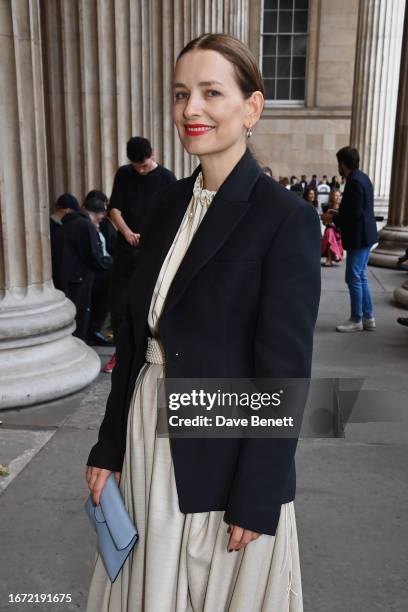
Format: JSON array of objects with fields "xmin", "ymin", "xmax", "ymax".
[
  {"xmin": 50, "ymin": 140, "xmax": 407, "ymax": 370},
  {"xmin": 49, "ymin": 137, "xmax": 176, "ymax": 372},
  {"xmin": 261, "ymin": 168, "xmax": 345, "ymax": 267}
]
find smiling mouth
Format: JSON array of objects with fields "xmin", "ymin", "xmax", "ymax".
[{"xmin": 184, "ymin": 125, "xmax": 215, "ymax": 136}]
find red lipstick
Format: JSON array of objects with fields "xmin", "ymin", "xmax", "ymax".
[{"xmin": 184, "ymin": 124, "xmax": 215, "ymax": 136}]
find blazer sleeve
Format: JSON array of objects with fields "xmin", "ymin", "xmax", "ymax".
[
  {"xmin": 86, "ymin": 299, "xmax": 137, "ymax": 471},
  {"xmin": 335, "ymin": 179, "xmax": 364, "ymax": 229},
  {"xmin": 223, "ymin": 201, "xmax": 321, "ymax": 535}
]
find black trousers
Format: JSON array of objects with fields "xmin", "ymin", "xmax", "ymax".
[
  {"xmin": 66, "ymin": 274, "xmax": 94, "ymax": 342},
  {"xmin": 89, "ymin": 268, "xmax": 112, "ymax": 335}
]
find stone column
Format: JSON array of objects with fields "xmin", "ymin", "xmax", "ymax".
[
  {"xmin": 350, "ymin": 0, "xmax": 405, "ymax": 218},
  {"xmin": 0, "ymin": 0, "xmax": 100, "ymax": 409},
  {"xmin": 370, "ymin": 4, "xmax": 408, "ymax": 270},
  {"xmin": 392, "ymin": 12, "xmax": 408, "ymax": 304},
  {"xmin": 39, "ymin": 0, "xmax": 250, "ymax": 203}
]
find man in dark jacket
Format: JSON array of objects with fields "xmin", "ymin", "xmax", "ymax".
[
  {"xmin": 50, "ymin": 193, "xmax": 81, "ymax": 290},
  {"xmin": 60, "ymin": 198, "xmax": 110, "ymax": 342},
  {"xmin": 327, "ymin": 147, "xmax": 378, "ymax": 332}
]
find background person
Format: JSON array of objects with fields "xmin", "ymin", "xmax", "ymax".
[
  {"xmin": 321, "ymin": 190, "xmax": 343, "ymax": 266},
  {"xmin": 50, "ymin": 193, "xmax": 80, "ymax": 290},
  {"xmin": 324, "ymin": 146, "xmax": 378, "ymax": 332},
  {"xmin": 60, "ymin": 197, "xmax": 109, "ymax": 342},
  {"xmin": 330, "ymin": 175, "xmax": 341, "ymax": 190},
  {"xmin": 108, "ymin": 137, "xmax": 177, "ymax": 340},
  {"xmin": 308, "ymin": 174, "xmax": 318, "ymax": 190},
  {"xmin": 290, "ymin": 177, "xmax": 305, "ymax": 198},
  {"xmin": 85, "ymin": 190, "xmax": 117, "ymax": 257},
  {"xmin": 317, "ymin": 180, "xmax": 331, "ymax": 210},
  {"xmin": 304, "ymin": 186, "xmax": 319, "ymax": 211}
]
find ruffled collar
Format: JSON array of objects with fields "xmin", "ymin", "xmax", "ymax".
[{"xmin": 192, "ymin": 171, "xmax": 217, "ymax": 208}]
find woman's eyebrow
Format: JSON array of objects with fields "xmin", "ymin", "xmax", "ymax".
[{"xmin": 173, "ymin": 80, "xmax": 224, "ymax": 88}]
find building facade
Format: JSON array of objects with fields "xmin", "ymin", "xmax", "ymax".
[
  {"xmin": 1, "ymin": 0, "xmax": 407, "ymax": 408},
  {"xmin": 251, "ymin": 0, "xmax": 359, "ymax": 181}
]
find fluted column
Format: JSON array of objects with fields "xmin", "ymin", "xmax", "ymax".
[
  {"xmin": 39, "ymin": 0, "xmax": 250, "ymax": 204},
  {"xmin": 0, "ymin": 0, "xmax": 100, "ymax": 409},
  {"xmin": 350, "ymin": 0, "xmax": 405, "ymax": 218},
  {"xmin": 392, "ymin": 13, "xmax": 408, "ymax": 304},
  {"xmin": 370, "ymin": 4, "xmax": 408, "ymax": 270}
]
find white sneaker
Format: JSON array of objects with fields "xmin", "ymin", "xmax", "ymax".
[
  {"xmin": 336, "ymin": 320, "xmax": 363, "ymax": 332},
  {"xmin": 363, "ymin": 317, "xmax": 376, "ymax": 331}
]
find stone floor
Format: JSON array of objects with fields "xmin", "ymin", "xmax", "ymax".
[{"xmin": 0, "ymin": 265, "xmax": 407, "ymax": 611}]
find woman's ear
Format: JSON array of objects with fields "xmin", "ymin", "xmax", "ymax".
[{"xmin": 245, "ymin": 91, "xmax": 264, "ymax": 130}]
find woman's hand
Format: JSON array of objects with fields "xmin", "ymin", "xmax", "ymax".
[
  {"xmin": 124, "ymin": 229, "xmax": 140, "ymax": 247},
  {"xmin": 85, "ymin": 466, "xmax": 121, "ymax": 506},
  {"xmin": 227, "ymin": 523, "xmax": 261, "ymax": 552}
]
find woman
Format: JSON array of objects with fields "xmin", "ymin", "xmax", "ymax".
[
  {"xmin": 330, "ymin": 175, "xmax": 340, "ymax": 190},
  {"xmin": 303, "ymin": 186, "xmax": 319, "ymax": 211},
  {"xmin": 85, "ymin": 33, "xmax": 321, "ymax": 611},
  {"xmin": 321, "ymin": 190, "xmax": 344, "ymax": 266}
]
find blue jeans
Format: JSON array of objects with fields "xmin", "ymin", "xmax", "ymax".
[{"xmin": 345, "ymin": 247, "xmax": 374, "ymax": 322}]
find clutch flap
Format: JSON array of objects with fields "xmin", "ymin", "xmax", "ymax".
[{"xmin": 100, "ymin": 474, "xmax": 138, "ymax": 550}]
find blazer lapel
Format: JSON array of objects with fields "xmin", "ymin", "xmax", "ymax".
[
  {"xmin": 131, "ymin": 170, "xmax": 199, "ymax": 329},
  {"xmin": 159, "ymin": 148, "xmax": 262, "ymax": 320}
]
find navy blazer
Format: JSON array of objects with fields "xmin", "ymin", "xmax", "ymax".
[
  {"xmin": 87, "ymin": 148, "xmax": 321, "ymax": 535},
  {"xmin": 335, "ymin": 169, "xmax": 378, "ymax": 250}
]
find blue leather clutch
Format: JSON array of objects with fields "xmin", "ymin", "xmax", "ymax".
[{"xmin": 85, "ymin": 473, "xmax": 139, "ymax": 582}]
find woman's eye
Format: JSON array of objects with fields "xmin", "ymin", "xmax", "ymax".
[
  {"xmin": 207, "ymin": 89, "xmax": 221, "ymax": 97},
  {"xmin": 174, "ymin": 91, "xmax": 188, "ymax": 100}
]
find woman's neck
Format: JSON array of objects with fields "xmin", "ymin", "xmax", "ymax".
[{"xmin": 199, "ymin": 140, "xmax": 247, "ymax": 191}]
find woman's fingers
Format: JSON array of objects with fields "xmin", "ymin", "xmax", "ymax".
[
  {"xmin": 227, "ymin": 524, "xmax": 262, "ymax": 551},
  {"xmin": 228, "ymin": 525, "xmax": 243, "ymax": 551},
  {"xmin": 85, "ymin": 467, "xmax": 113, "ymax": 505}
]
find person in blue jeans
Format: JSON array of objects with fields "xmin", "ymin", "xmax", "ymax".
[{"xmin": 322, "ymin": 146, "xmax": 378, "ymax": 332}]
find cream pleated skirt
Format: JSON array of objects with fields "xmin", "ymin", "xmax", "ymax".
[{"xmin": 86, "ymin": 339, "xmax": 303, "ymax": 612}]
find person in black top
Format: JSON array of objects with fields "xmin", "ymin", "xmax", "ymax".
[
  {"xmin": 85, "ymin": 190, "xmax": 118, "ymax": 257},
  {"xmin": 60, "ymin": 198, "xmax": 109, "ymax": 342},
  {"xmin": 50, "ymin": 193, "xmax": 80, "ymax": 290},
  {"xmin": 108, "ymin": 137, "xmax": 177, "ymax": 337},
  {"xmin": 308, "ymin": 174, "xmax": 318, "ymax": 190}
]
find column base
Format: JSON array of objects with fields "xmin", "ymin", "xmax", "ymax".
[
  {"xmin": 374, "ymin": 196, "xmax": 389, "ymax": 219},
  {"xmin": 369, "ymin": 225, "xmax": 408, "ymax": 268},
  {"xmin": 394, "ymin": 279, "xmax": 408, "ymax": 308},
  {"xmin": 0, "ymin": 284, "xmax": 101, "ymax": 409}
]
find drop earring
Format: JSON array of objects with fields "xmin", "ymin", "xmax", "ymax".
[{"xmin": 246, "ymin": 126, "xmax": 253, "ymax": 138}]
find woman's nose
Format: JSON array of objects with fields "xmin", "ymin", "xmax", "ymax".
[{"xmin": 183, "ymin": 93, "xmax": 203, "ymax": 119}]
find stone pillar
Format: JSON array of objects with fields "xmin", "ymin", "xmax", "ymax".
[
  {"xmin": 370, "ymin": 4, "xmax": 408, "ymax": 270},
  {"xmin": 350, "ymin": 0, "xmax": 405, "ymax": 218},
  {"xmin": 0, "ymin": 0, "xmax": 100, "ymax": 409},
  {"xmin": 392, "ymin": 12, "xmax": 408, "ymax": 305},
  {"xmin": 39, "ymin": 0, "xmax": 250, "ymax": 203}
]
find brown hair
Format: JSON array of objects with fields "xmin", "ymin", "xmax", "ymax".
[
  {"xmin": 176, "ymin": 33, "xmax": 266, "ymax": 101},
  {"xmin": 328, "ymin": 189, "xmax": 341, "ymax": 207}
]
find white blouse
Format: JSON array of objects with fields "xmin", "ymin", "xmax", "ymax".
[{"xmin": 148, "ymin": 171, "xmax": 217, "ymax": 335}]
